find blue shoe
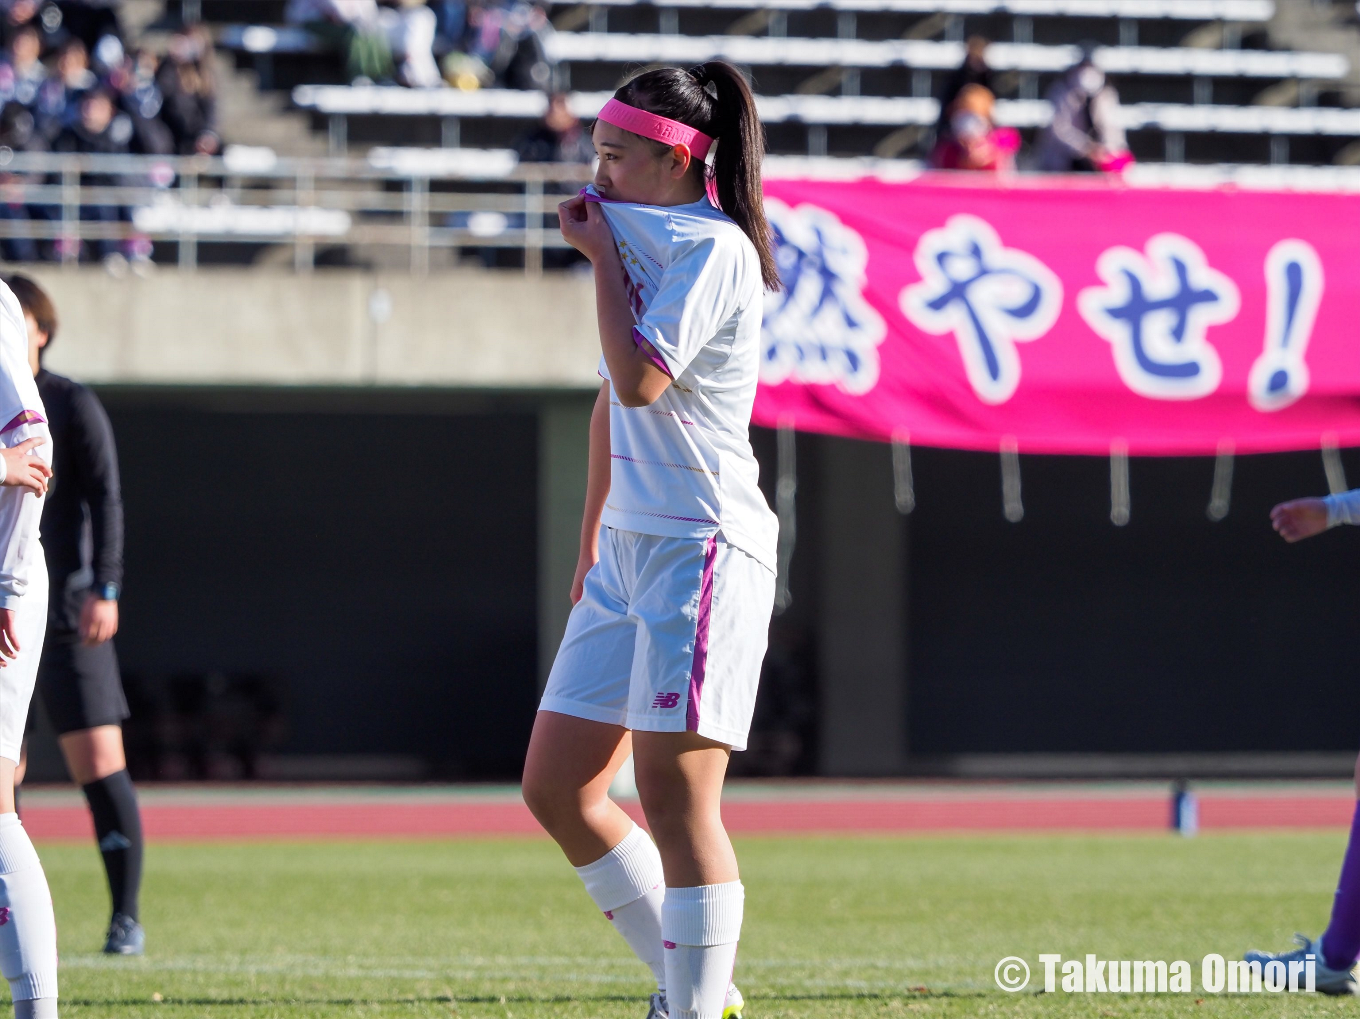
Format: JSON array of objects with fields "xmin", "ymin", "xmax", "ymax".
[
  {"xmin": 102, "ymin": 913, "xmax": 144, "ymax": 955},
  {"xmin": 1245, "ymin": 933, "xmax": 1357, "ymax": 995}
]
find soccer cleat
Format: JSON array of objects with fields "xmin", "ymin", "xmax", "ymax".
[
  {"xmin": 723, "ymin": 983, "xmax": 745, "ymax": 1018},
  {"xmin": 103, "ymin": 913, "xmax": 145, "ymax": 955},
  {"xmin": 1244, "ymin": 933, "xmax": 1357, "ymax": 994},
  {"xmin": 644, "ymin": 985, "xmax": 744, "ymax": 1019}
]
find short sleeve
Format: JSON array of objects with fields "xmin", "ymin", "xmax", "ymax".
[{"xmin": 632, "ymin": 235, "xmax": 740, "ymax": 379}]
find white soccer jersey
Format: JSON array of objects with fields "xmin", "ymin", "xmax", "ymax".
[
  {"xmin": 590, "ymin": 187, "xmax": 778, "ymax": 572},
  {"xmin": 0, "ymin": 280, "xmax": 51, "ymax": 762}
]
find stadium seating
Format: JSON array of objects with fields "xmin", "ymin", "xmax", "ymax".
[{"xmin": 209, "ymin": 0, "xmax": 1360, "ymax": 167}]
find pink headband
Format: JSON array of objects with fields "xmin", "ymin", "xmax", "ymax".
[{"xmin": 596, "ymin": 98, "xmax": 714, "ymax": 161}]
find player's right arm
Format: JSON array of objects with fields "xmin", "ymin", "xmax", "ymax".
[
  {"xmin": 571, "ymin": 381, "xmax": 612, "ymax": 604},
  {"xmin": 1271, "ymin": 492, "xmax": 1359, "ymax": 543}
]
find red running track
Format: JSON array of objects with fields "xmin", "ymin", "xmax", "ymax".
[{"xmin": 14, "ymin": 794, "xmax": 1357, "ymax": 841}]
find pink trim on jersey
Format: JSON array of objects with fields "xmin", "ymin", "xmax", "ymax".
[
  {"xmin": 611, "ymin": 453, "xmax": 716, "ymax": 476},
  {"xmin": 633, "ymin": 327, "xmax": 673, "ymax": 377},
  {"xmin": 686, "ymin": 535, "xmax": 718, "ymax": 732},
  {"xmin": 596, "ymin": 98, "xmax": 714, "ymax": 160},
  {"xmin": 0, "ymin": 410, "xmax": 44, "ymax": 433}
]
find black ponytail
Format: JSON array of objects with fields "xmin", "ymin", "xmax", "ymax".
[{"xmin": 613, "ymin": 61, "xmax": 780, "ymax": 291}]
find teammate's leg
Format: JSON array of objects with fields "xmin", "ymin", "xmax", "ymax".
[
  {"xmin": 523, "ymin": 711, "xmax": 669, "ymax": 997},
  {"xmin": 60, "ymin": 725, "xmax": 143, "ymax": 951},
  {"xmin": 634, "ymin": 731, "xmax": 742, "ymax": 1019},
  {"xmin": 0, "ymin": 761, "xmax": 56, "ymax": 1019},
  {"xmin": 0, "ymin": 567, "xmax": 59, "ymax": 1018},
  {"xmin": 1318, "ymin": 751, "xmax": 1360, "ymax": 971},
  {"xmin": 1243, "ymin": 748, "xmax": 1360, "ymax": 993}
]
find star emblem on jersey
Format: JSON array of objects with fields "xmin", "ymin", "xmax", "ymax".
[{"xmin": 652, "ymin": 692, "xmax": 681, "ymax": 709}]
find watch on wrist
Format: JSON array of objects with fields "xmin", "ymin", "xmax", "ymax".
[{"xmin": 95, "ymin": 583, "xmax": 119, "ymax": 602}]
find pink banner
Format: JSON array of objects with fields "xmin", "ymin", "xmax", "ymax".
[{"xmin": 755, "ymin": 174, "xmax": 1360, "ymax": 455}]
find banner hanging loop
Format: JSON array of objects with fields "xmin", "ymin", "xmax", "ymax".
[
  {"xmin": 1323, "ymin": 432, "xmax": 1348, "ymax": 495},
  {"xmin": 1207, "ymin": 440, "xmax": 1234, "ymax": 522},
  {"xmin": 1001, "ymin": 436, "xmax": 1023, "ymax": 523},
  {"xmin": 1111, "ymin": 439, "xmax": 1130, "ymax": 527},
  {"xmin": 892, "ymin": 430, "xmax": 914, "ymax": 515}
]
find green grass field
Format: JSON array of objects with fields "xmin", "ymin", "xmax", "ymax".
[{"xmin": 34, "ymin": 832, "xmax": 1360, "ymax": 1017}]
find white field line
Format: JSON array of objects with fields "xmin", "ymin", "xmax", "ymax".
[{"xmin": 57, "ymin": 952, "xmax": 962, "ymax": 989}]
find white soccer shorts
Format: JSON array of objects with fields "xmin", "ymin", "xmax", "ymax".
[
  {"xmin": 0, "ymin": 559, "xmax": 46, "ymax": 763},
  {"xmin": 541, "ymin": 526, "xmax": 775, "ymax": 751}
]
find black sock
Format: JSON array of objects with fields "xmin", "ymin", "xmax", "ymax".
[{"xmin": 82, "ymin": 770, "xmax": 143, "ymax": 922}]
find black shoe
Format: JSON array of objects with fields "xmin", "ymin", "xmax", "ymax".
[{"xmin": 103, "ymin": 912, "xmax": 144, "ymax": 955}]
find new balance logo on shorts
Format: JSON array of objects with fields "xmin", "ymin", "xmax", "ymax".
[{"xmin": 652, "ymin": 692, "xmax": 681, "ymax": 709}]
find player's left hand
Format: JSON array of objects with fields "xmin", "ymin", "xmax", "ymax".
[
  {"xmin": 558, "ymin": 195, "xmax": 615, "ymax": 263},
  {"xmin": 79, "ymin": 594, "xmax": 118, "ymax": 646},
  {"xmin": 1271, "ymin": 497, "xmax": 1329, "ymax": 543},
  {"xmin": 0, "ymin": 608, "xmax": 19, "ymax": 666}
]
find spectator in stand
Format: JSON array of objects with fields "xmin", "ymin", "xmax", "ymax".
[
  {"xmin": 935, "ymin": 35, "xmax": 993, "ymax": 136},
  {"xmin": 929, "ymin": 84, "xmax": 1018, "ymax": 172},
  {"xmin": 513, "ymin": 92, "xmax": 590, "ymax": 269},
  {"xmin": 34, "ymin": 36, "xmax": 95, "ymax": 142},
  {"xmin": 0, "ymin": 24, "xmax": 46, "ymax": 110},
  {"xmin": 430, "ymin": 0, "xmax": 466, "ymax": 55},
  {"xmin": 515, "ymin": 92, "xmax": 593, "ymax": 164},
  {"xmin": 466, "ymin": 0, "xmax": 552, "ymax": 90},
  {"xmin": 110, "ymin": 46, "xmax": 173, "ymax": 154},
  {"xmin": 286, "ymin": 0, "xmax": 395, "ymax": 85},
  {"xmin": 0, "ymin": 1, "xmax": 35, "ymax": 24},
  {"xmin": 1034, "ymin": 52, "xmax": 1132, "ymax": 173},
  {"xmin": 0, "ymin": 100, "xmax": 43, "ymax": 261},
  {"xmin": 379, "ymin": 0, "xmax": 440, "ymax": 88},
  {"xmin": 155, "ymin": 29, "xmax": 218, "ymax": 155},
  {"xmin": 52, "ymin": 86, "xmax": 133, "ymax": 263}
]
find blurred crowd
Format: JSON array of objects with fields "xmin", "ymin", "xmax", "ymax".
[
  {"xmin": 286, "ymin": 0, "xmax": 553, "ymax": 91},
  {"xmin": 0, "ymin": 1, "xmax": 219, "ymax": 265},
  {"xmin": 929, "ymin": 35, "xmax": 1132, "ymax": 174},
  {"xmin": 0, "ymin": 2, "xmax": 218, "ymax": 157}
]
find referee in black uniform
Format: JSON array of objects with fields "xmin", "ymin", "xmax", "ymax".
[{"xmin": 9, "ymin": 276, "xmax": 145, "ymax": 956}]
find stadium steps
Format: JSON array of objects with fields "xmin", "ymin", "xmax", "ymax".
[
  {"xmin": 1267, "ymin": 0, "xmax": 1360, "ymax": 103},
  {"xmin": 211, "ymin": 48, "xmax": 329, "ymax": 158}
]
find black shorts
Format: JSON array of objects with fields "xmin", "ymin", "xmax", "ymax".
[{"xmin": 34, "ymin": 633, "xmax": 129, "ymax": 736}]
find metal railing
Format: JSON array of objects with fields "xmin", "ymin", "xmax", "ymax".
[{"xmin": 0, "ymin": 150, "xmax": 595, "ymax": 275}]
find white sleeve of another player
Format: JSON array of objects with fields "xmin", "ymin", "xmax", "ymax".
[
  {"xmin": 1325, "ymin": 489, "xmax": 1360, "ymax": 528},
  {"xmin": 0, "ymin": 421, "xmax": 48, "ymax": 610}
]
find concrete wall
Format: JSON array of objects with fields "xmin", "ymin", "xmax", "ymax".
[{"xmin": 27, "ymin": 268, "xmax": 602, "ymax": 389}]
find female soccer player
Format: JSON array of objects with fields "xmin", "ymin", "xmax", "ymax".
[
  {"xmin": 0, "ymin": 278, "xmax": 61, "ymax": 1018},
  {"xmin": 522, "ymin": 62, "xmax": 779, "ymax": 1019},
  {"xmin": 1244, "ymin": 490, "xmax": 1360, "ymax": 993}
]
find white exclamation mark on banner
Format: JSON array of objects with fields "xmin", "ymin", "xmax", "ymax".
[{"xmin": 1249, "ymin": 240, "xmax": 1323, "ymax": 412}]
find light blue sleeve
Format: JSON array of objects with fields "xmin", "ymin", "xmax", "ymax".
[
  {"xmin": 1325, "ymin": 490, "xmax": 1360, "ymax": 527},
  {"xmin": 631, "ymin": 236, "xmax": 740, "ymax": 379}
]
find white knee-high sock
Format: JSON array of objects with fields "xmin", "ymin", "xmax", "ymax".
[
  {"xmin": 0, "ymin": 814, "xmax": 58, "ymax": 1014},
  {"xmin": 574, "ymin": 825, "xmax": 667, "ymax": 993},
  {"xmin": 662, "ymin": 882, "xmax": 744, "ymax": 1019}
]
